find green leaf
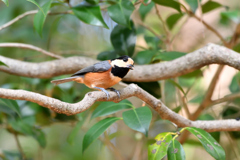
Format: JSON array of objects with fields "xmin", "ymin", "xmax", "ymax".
[
  {"xmin": 3, "ymin": 151, "xmax": 22, "ymax": 160},
  {"xmin": 33, "ymin": 0, "xmax": 53, "ymax": 36},
  {"xmin": 82, "ymin": 117, "xmax": 121, "ymax": 153},
  {"xmin": 1, "ymin": 0, "xmax": 9, "ymax": 6},
  {"xmin": 86, "ymin": 0, "xmax": 99, "ymax": 5},
  {"xmin": 110, "ymin": 22, "xmax": 136, "ymax": 57},
  {"xmin": 135, "ymin": 82, "xmax": 161, "ymax": 98},
  {"xmin": 72, "ymin": 4, "xmax": 108, "ymax": 29},
  {"xmin": 0, "ymin": 61, "xmax": 8, "ymax": 67},
  {"xmin": 153, "ymin": 51, "xmax": 186, "ymax": 61},
  {"xmin": 153, "ymin": 0, "xmax": 181, "ymax": 13},
  {"xmin": 144, "ymin": 36, "xmax": 161, "ymax": 50},
  {"xmin": 172, "ymin": 106, "xmax": 181, "ymax": 113},
  {"xmin": 0, "ymin": 103, "xmax": 17, "ymax": 117},
  {"xmin": 33, "ymin": 129, "xmax": 46, "ymax": 148},
  {"xmin": 67, "ymin": 120, "xmax": 85, "ymax": 145},
  {"xmin": 27, "ymin": 0, "xmax": 45, "ymax": 16},
  {"xmin": 139, "ymin": 1, "xmax": 154, "ymax": 20},
  {"xmin": 92, "ymin": 100, "xmax": 132, "ymax": 119},
  {"xmin": 166, "ymin": 13, "xmax": 184, "ymax": 30},
  {"xmin": 185, "ymin": 0, "xmax": 200, "ymax": 13},
  {"xmin": 189, "ymin": 94, "xmax": 204, "ymax": 103},
  {"xmin": 107, "ymin": 0, "xmax": 134, "ymax": 27},
  {"xmin": 180, "ymin": 69, "xmax": 203, "ymax": 78},
  {"xmin": 9, "ymin": 119, "xmax": 46, "ymax": 147},
  {"xmin": 167, "ymin": 79, "xmax": 187, "ymax": 98},
  {"xmin": 67, "ymin": 112, "xmax": 87, "ymax": 145},
  {"xmin": 202, "ymin": 1, "xmax": 222, "ymax": 14},
  {"xmin": 0, "ymin": 98, "xmax": 21, "ymax": 117},
  {"xmin": 148, "ymin": 132, "xmax": 173, "ymax": 160},
  {"xmin": 198, "ymin": 114, "xmax": 220, "ymax": 142},
  {"xmin": 221, "ymin": 10, "xmax": 240, "ymax": 24},
  {"xmin": 233, "ymin": 43, "xmax": 240, "ymax": 53},
  {"xmin": 186, "ymin": 127, "xmax": 225, "ymax": 160},
  {"xmin": 229, "ymin": 72, "xmax": 240, "ymax": 93},
  {"xmin": 222, "ymin": 106, "xmax": 240, "ymax": 119},
  {"xmin": 122, "ymin": 107, "xmax": 152, "ymax": 136},
  {"xmin": 97, "ymin": 50, "xmax": 117, "ymax": 61},
  {"xmin": 134, "ymin": 50, "xmax": 157, "ymax": 65},
  {"xmin": 167, "ymin": 140, "xmax": 186, "ymax": 160}
]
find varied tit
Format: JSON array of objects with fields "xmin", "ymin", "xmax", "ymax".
[{"xmin": 51, "ymin": 56, "xmax": 134, "ymax": 99}]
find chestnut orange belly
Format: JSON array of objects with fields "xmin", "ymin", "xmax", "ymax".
[{"xmin": 74, "ymin": 71, "xmax": 121, "ymax": 89}]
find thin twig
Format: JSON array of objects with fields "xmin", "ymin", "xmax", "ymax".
[
  {"xmin": 191, "ymin": 65, "xmax": 224, "ymax": 120},
  {"xmin": 103, "ymin": 132, "xmax": 125, "ymax": 160},
  {"xmin": 210, "ymin": 92, "xmax": 240, "ymax": 106},
  {"xmin": 223, "ymin": 131, "xmax": 240, "ymax": 159},
  {"xmin": 187, "ymin": 11, "xmax": 227, "ymax": 46},
  {"xmin": 160, "ymin": 80, "xmax": 165, "ymax": 104},
  {"xmin": 139, "ymin": 0, "xmax": 152, "ymax": 6},
  {"xmin": 0, "ymin": 43, "xmax": 63, "ymax": 59},
  {"xmin": 179, "ymin": 90, "xmax": 191, "ymax": 119},
  {"xmin": 0, "ymin": 10, "xmax": 38, "ymax": 31},
  {"xmin": 0, "ymin": 10, "xmax": 72, "ymax": 31},
  {"xmin": 13, "ymin": 133, "xmax": 26, "ymax": 160},
  {"xmin": 137, "ymin": 21, "xmax": 162, "ymax": 40},
  {"xmin": 155, "ymin": 4, "xmax": 172, "ymax": 50},
  {"xmin": 228, "ymin": 24, "xmax": 240, "ymax": 48}
]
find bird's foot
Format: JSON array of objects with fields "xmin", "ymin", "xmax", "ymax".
[
  {"xmin": 108, "ymin": 88, "xmax": 120, "ymax": 98},
  {"xmin": 94, "ymin": 87, "xmax": 110, "ymax": 100}
]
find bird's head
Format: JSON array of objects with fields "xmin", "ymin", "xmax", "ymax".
[{"xmin": 110, "ymin": 56, "xmax": 134, "ymax": 70}]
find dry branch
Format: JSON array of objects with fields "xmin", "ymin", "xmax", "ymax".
[
  {"xmin": 0, "ymin": 10, "xmax": 72, "ymax": 31},
  {"xmin": 1, "ymin": 43, "xmax": 240, "ymax": 81},
  {"xmin": 0, "ymin": 43, "xmax": 62, "ymax": 59},
  {"xmin": 0, "ymin": 10, "xmax": 38, "ymax": 31},
  {"xmin": 0, "ymin": 84, "xmax": 239, "ymax": 132}
]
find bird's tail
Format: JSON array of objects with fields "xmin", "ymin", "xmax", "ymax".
[{"xmin": 51, "ymin": 77, "xmax": 78, "ymax": 85}]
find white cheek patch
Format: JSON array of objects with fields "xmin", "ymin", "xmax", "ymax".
[
  {"xmin": 111, "ymin": 58, "xmax": 134, "ymax": 68},
  {"xmin": 111, "ymin": 60, "xmax": 126, "ymax": 67}
]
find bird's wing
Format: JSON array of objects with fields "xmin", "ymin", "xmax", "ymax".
[{"xmin": 71, "ymin": 60, "xmax": 112, "ymax": 77}]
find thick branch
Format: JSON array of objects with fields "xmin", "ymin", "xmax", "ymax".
[
  {"xmin": 1, "ymin": 43, "xmax": 240, "ymax": 81},
  {"xmin": 0, "ymin": 56, "xmax": 97, "ymax": 78},
  {"xmin": 0, "ymin": 84, "xmax": 239, "ymax": 132},
  {"xmin": 0, "ymin": 43, "xmax": 63, "ymax": 59}
]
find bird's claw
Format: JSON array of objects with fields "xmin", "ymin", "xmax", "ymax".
[
  {"xmin": 94, "ymin": 87, "xmax": 110, "ymax": 100},
  {"xmin": 94, "ymin": 87, "xmax": 120, "ymax": 100},
  {"xmin": 108, "ymin": 88, "xmax": 120, "ymax": 98}
]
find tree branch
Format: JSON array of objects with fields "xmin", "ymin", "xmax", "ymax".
[
  {"xmin": 210, "ymin": 92, "xmax": 240, "ymax": 107},
  {"xmin": 191, "ymin": 65, "xmax": 224, "ymax": 119},
  {"xmin": 0, "ymin": 10, "xmax": 72, "ymax": 31},
  {"xmin": 186, "ymin": 10, "xmax": 227, "ymax": 46},
  {"xmin": 0, "ymin": 43, "xmax": 63, "ymax": 59},
  {"xmin": 0, "ymin": 84, "xmax": 239, "ymax": 132},
  {"xmin": 1, "ymin": 43, "xmax": 240, "ymax": 81},
  {"xmin": 0, "ymin": 10, "xmax": 38, "ymax": 31}
]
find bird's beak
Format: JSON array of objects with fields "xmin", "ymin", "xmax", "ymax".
[{"xmin": 127, "ymin": 64, "xmax": 134, "ymax": 70}]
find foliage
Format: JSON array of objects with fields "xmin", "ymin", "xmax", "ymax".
[
  {"xmin": 148, "ymin": 127, "xmax": 225, "ymax": 160},
  {"xmin": 0, "ymin": 0, "xmax": 239, "ymax": 159}
]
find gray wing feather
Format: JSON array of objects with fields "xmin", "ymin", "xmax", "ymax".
[{"xmin": 71, "ymin": 61, "xmax": 111, "ymax": 77}]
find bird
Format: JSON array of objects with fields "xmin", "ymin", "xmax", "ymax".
[{"xmin": 51, "ymin": 55, "xmax": 134, "ymax": 99}]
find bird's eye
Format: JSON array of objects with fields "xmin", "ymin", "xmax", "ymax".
[{"xmin": 123, "ymin": 58, "xmax": 128, "ymax": 62}]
